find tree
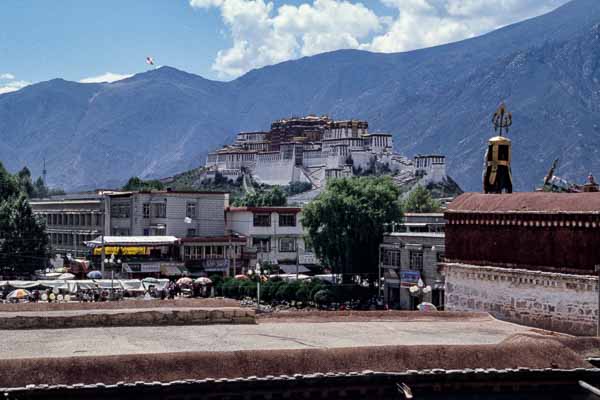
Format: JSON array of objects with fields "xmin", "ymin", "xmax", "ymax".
[
  {"xmin": 122, "ymin": 176, "xmax": 164, "ymax": 191},
  {"xmin": 233, "ymin": 187, "xmax": 287, "ymax": 207},
  {"xmin": 0, "ymin": 163, "xmax": 49, "ymax": 276},
  {"xmin": 403, "ymin": 186, "xmax": 441, "ymax": 213},
  {"xmin": 0, "ymin": 194, "xmax": 49, "ymax": 276},
  {"xmin": 33, "ymin": 177, "xmax": 48, "ymax": 198},
  {"xmin": 16, "ymin": 167, "xmax": 34, "ymax": 198},
  {"xmin": 302, "ymin": 176, "xmax": 402, "ymax": 281}
]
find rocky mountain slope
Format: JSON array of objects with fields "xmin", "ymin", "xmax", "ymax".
[{"xmin": 1, "ymin": 0, "xmax": 599, "ymax": 191}]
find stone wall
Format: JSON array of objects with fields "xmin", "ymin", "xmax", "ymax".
[{"xmin": 443, "ymin": 263, "xmax": 599, "ymax": 335}]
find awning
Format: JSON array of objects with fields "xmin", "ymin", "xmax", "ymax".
[
  {"xmin": 85, "ymin": 236, "xmax": 179, "ymax": 247},
  {"xmin": 279, "ymin": 264, "xmax": 310, "ymax": 274}
]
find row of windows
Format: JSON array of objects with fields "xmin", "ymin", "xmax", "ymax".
[
  {"xmin": 251, "ymin": 237, "xmax": 297, "ymax": 253},
  {"xmin": 41, "ymin": 213, "xmax": 102, "ymax": 227},
  {"xmin": 383, "ymin": 249, "xmax": 445, "ymax": 272},
  {"xmin": 253, "ymin": 213, "xmax": 297, "ymax": 227},
  {"xmin": 183, "ymin": 245, "xmax": 228, "ymax": 260},
  {"xmin": 49, "ymin": 233, "xmax": 95, "ymax": 247}
]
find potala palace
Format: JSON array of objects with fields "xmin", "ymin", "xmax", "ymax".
[{"xmin": 204, "ymin": 115, "xmax": 447, "ymax": 190}]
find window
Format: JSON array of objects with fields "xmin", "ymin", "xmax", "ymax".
[
  {"xmin": 279, "ymin": 238, "xmax": 296, "ymax": 252},
  {"xmin": 252, "ymin": 237, "xmax": 271, "ymax": 252},
  {"xmin": 111, "ymin": 203, "xmax": 130, "ymax": 218},
  {"xmin": 186, "ymin": 202, "xmax": 196, "ymax": 218},
  {"xmin": 253, "ymin": 213, "xmax": 271, "ymax": 227},
  {"xmin": 153, "ymin": 203, "xmax": 166, "ymax": 218},
  {"xmin": 143, "ymin": 203, "xmax": 150, "ymax": 219},
  {"xmin": 383, "ymin": 250, "xmax": 401, "ymax": 267},
  {"xmin": 187, "ymin": 228, "xmax": 196, "ymax": 237},
  {"xmin": 143, "ymin": 228, "xmax": 150, "ymax": 236},
  {"xmin": 279, "ymin": 214, "xmax": 296, "ymax": 227},
  {"xmin": 409, "ymin": 251, "xmax": 423, "ymax": 271},
  {"xmin": 95, "ymin": 214, "xmax": 102, "ymax": 226}
]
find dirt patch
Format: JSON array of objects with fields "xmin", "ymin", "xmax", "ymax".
[
  {"xmin": 0, "ymin": 335, "xmax": 595, "ymax": 388},
  {"xmin": 0, "ymin": 297, "xmax": 239, "ymax": 312}
]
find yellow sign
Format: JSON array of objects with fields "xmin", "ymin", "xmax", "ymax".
[{"xmin": 93, "ymin": 246, "xmax": 149, "ymax": 256}]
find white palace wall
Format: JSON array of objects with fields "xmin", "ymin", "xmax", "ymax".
[{"xmin": 443, "ymin": 263, "xmax": 599, "ymax": 336}]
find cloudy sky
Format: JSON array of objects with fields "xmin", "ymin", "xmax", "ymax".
[{"xmin": 0, "ymin": 0, "xmax": 570, "ymax": 93}]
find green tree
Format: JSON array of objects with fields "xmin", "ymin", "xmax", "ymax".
[
  {"xmin": 33, "ymin": 177, "xmax": 48, "ymax": 198},
  {"xmin": 403, "ymin": 185, "xmax": 441, "ymax": 213},
  {"xmin": 16, "ymin": 167, "xmax": 34, "ymax": 197},
  {"xmin": 302, "ymin": 176, "xmax": 402, "ymax": 281},
  {"xmin": 233, "ymin": 187, "xmax": 287, "ymax": 207},
  {"xmin": 0, "ymin": 194, "xmax": 49, "ymax": 276},
  {"xmin": 0, "ymin": 162, "xmax": 19, "ymax": 201},
  {"xmin": 122, "ymin": 176, "xmax": 165, "ymax": 191}
]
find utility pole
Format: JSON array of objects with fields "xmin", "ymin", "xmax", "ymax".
[{"xmin": 100, "ymin": 193, "xmax": 106, "ymax": 278}]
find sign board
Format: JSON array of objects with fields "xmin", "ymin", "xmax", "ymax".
[
  {"xmin": 202, "ymin": 259, "xmax": 229, "ymax": 272},
  {"xmin": 299, "ymin": 253, "xmax": 318, "ymax": 265},
  {"xmin": 93, "ymin": 246, "xmax": 149, "ymax": 256},
  {"xmin": 400, "ymin": 270, "xmax": 421, "ymax": 288}
]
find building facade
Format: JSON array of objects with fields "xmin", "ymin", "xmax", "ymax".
[
  {"xmin": 204, "ymin": 115, "xmax": 445, "ymax": 189},
  {"xmin": 443, "ymin": 192, "xmax": 600, "ymax": 335},
  {"xmin": 226, "ymin": 207, "xmax": 316, "ymax": 271},
  {"xmin": 380, "ymin": 213, "xmax": 446, "ymax": 310},
  {"xmin": 30, "ymin": 195, "xmax": 105, "ymax": 258}
]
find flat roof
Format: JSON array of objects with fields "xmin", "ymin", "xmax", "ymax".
[
  {"xmin": 388, "ymin": 232, "xmax": 445, "ymax": 238},
  {"xmin": 227, "ymin": 207, "xmax": 302, "ymax": 213},
  {"xmin": 448, "ymin": 192, "xmax": 600, "ymax": 214},
  {"xmin": 0, "ymin": 313, "xmax": 529, "ymax": 360},
  {"xmin": 85, "ymin": 236, "xmax": 179, "ymax": 247}
]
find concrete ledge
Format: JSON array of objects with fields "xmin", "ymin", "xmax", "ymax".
[
  {"xmin": 0, "ymin": 335, "xmax": 597, "ymax": 388},
  {"xmin": 0, "ymin": 307, "xmax": 255, "ymax": 329}
]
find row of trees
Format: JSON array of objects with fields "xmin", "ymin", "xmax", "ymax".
[{"xmin": 0, "ymin": 163, "xmax": 49, "ymax": 277}]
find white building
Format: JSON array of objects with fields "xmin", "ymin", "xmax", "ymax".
[{"xmin": 226, "ymin": 206, "xmax": 318, "ymax": 272}]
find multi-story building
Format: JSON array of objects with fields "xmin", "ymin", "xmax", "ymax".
[
  {"xmin": 380, "ymin": 213, "xmax": 446, "ymax": 310},
  {"xmin": 105, "ymin": 190, "xmax": 228, "ymax": 238},
  {"xmin": 30, "ymin": 194, "xmax": 105, "ymax": 258},
  {"xmin": 226, "ymin": 206, "xmax": 316, "ymax": 273}
]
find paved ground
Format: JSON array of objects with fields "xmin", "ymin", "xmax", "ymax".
[{"xmin": 0, "ymin": 315, "xmax": 532, "ymax": 360}]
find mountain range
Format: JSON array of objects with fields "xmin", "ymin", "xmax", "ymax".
[{"xmin": 1, "ymin": 0, "xmax": 600, "ymax": 191}]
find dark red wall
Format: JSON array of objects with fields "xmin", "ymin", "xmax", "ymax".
[{"xmin": 445, "ymin": 213, "xmax": 600, "ymax": 274}]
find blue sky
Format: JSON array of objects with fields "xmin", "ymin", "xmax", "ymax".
[{"xmin": 1, "ymin": 0, "xmax": 570, "ymax": 93}]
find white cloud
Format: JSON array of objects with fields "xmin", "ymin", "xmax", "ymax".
[
  {"xmin": 191, "ymin": 0, "xmax": 570, "ymax": 78},
  {"xmin": 0, "ymin": 73, "xmax": 30, "ymax": 95},
  {"xmin": 79, "ymin": 72, "xmax": 133, "ymax": 83},
  {"xmin": 190, "ymin": 0, "xmax": 381, "ymax": 78}
]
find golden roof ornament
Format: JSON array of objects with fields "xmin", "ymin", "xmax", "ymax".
[{"xmin": 492, "ymin": 102, "xmax": 512, "ymax": 137}]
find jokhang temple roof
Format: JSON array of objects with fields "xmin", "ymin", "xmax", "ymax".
[{"xmin": 447, "ymin": 192, "xmax": 600, "ymax": 214}]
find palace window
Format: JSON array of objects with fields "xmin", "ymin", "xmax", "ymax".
[
  {"xmin": 143, "ymin": 203, "xmax": 150, "ymax": 219},
  {"xmin": 279, "ymin": 238, "xmax": 296, "ymax": 252},
  {"xmin": 409, "ymin": 250, "xmax": 423, "ymax": 271},
  {"xmin": 279, "ymin": 214, "xmax": 296, "ymax": 227},
  {"xmin": 186, "ymin": 202, "xmax": 196, "ymax": 218},
  {"xmin": 187, "ymin": 228, "xmax": 196, "ymax": 237},
  {"xmin": 253, "ymin": 213, "xmax": 271, "ymax": 227}
]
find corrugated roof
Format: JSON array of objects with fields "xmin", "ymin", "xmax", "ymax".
[{"xmin": 447, "ymin": 192, "xmax": 600, "ymax": 213}]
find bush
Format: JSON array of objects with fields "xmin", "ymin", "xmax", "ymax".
[{"xmin": 313, "ymin": 289, "xmax": 333, "ymax": 305}]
